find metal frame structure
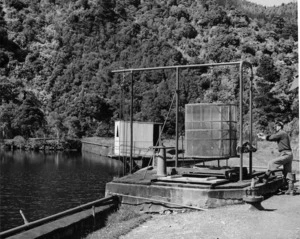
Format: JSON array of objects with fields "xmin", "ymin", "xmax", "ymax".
[{"xmin": 112, "ymin": 61, "xmax": 254, "ymax": 181}]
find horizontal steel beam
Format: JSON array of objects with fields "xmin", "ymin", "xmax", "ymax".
[{"xmin": 111, "ymin": 61, "xmax": 242, "ymax": 73}]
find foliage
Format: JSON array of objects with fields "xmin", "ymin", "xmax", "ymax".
[
  {"xmin": 0, "ymin": 0, "xmax": 298, "ymax": 139},
  {"xmin": 12, "ymin": 92, "xmax": 46, "ymax": 138}
]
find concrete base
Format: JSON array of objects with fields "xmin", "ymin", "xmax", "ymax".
[{"xmin": 105, "ymin": 167, "xmax": 284, "ymax": 212}]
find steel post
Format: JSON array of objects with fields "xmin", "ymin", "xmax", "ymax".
[
  {"xmin": 175, "ymin": 67, "xmax": 179, "ymax": 168},
  {"xmin": 249, "ymin": 68, "xmax": 253, "ymax": 177},
  {"xmin": 239, "ymin": 62, "xmax": 244, "ymax": 181},
  {"xmin": 130, "ymin": 71, "xmax": 133, "ymax": 174}
]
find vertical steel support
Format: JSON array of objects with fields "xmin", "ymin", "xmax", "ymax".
[
  {"xmin": 239, "ymin": 62, "xmax": 244, "ymax": 181},
  {"xmin": 130, "ymin": 71, "xmax": 133, "ymax": 174},
  {"xmin": 120, "ymin": 74, "xmax": 124, "ymax": 120},
  {"xmin": 175, "ymin": 67, "xmax": 179, "ymax": 168},
  {"xmin": 249, "ymin": 69, "xmax": 253, "ymax": 177}
]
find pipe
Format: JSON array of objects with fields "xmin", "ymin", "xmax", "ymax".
[
  {"xmin": 0, "ymin": 196, "xmax": 118, "ymax": 238},
  {"xmin": 112, "ymin": 193, "xmax": 208, "ymax": 211},
  {"xmin": 130, "ymin": 71, "xmax": 133, "ymax": 174},
  {"xmin": 111, "ymin": 62, "xmax": 242, "ymax": 73},
  {"xmin": 239, "ymin": 62, "xmax": 244, "ymax": 181},
  {"xmin": 175, "ymin": 67, "xmax": 179, "ymax": 168},
  {"xmin": 249, "ymin": 67, "xmax": 254, "ymax": 177},
  {"xmin": 239, "ymin": 61, "xmax": 254, "ymax": 180}
]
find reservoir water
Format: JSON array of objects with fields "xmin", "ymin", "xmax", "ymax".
[{"xmin": 0, "ymin": 150, "xmax": 124, "ymax": 232}]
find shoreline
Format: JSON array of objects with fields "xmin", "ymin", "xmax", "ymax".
[{"xmin": 0, "ymin": 137, "xmax": 82, "ymax": 152}]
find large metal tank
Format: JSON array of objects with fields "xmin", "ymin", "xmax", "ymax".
[{"xmin": 185, "ymin": 103, "xmax": 237, "ymax": 159}]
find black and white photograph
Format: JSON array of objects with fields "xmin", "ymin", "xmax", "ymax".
[{"xmin": 0, "ymin": 0, "xmax": 299, "ymax": 238}]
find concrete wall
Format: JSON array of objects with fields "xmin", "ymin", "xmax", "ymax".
[
  {"xmin": 81, "ymin": 137, "xmax": 114, "ymax": 156},
  {"xmin": 105, "ymin": 182, "xmax": 245, "ymax": 211}
]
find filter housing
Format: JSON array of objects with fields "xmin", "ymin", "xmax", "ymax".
[{"xmin": 185, "ymin": 103, "xmax": 238, "ymax": 159}]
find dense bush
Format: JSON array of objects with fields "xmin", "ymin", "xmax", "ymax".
[{"xmin": 0, "ymin": 0, "xmax": 298, "ymax": 140}]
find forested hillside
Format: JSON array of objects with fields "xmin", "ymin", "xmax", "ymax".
[{"xmin": 0, "ymin": 0, "xmax": 298, "ymax": 140}]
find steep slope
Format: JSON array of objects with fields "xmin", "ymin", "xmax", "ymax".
[{"xmin": 0, "ymin": 0, "xmax": 298, "ymax": 139}]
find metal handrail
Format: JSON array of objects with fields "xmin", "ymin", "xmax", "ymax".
[
  {"xmin": 116, "ymin": 143, "xmax": 151, "ymax": 156},
  {"xmin": 81, "ymin": 140, "xmax": 113, "ymax": 148},
  {"xmin": 0, "ymin": 196, "xmax": 118, "ymax": 238}
]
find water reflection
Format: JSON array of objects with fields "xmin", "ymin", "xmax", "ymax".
[{"xmin": 0, "ymin": 150, "xmax": 123, "ymax": 232}]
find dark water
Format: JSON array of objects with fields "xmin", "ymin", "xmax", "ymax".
[{"xmin": 0, "ymin": 150, "xmax": 124, "ymax": 232}]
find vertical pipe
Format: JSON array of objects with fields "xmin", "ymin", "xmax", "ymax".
[
  {"xmin": 130, "ymin": 71, "xmax": 133, "ymax": 174},
  {"xmin": 120, "ymin": 76, "xmax": 123, "ymax": 120},
  {"xmin": 159, "ymin": 124, "xmax": 162, "ymax": 146},
  {"xmin": 239, "ymin": 62, "xmax": 244, "ymax": 181},
  {"xmin": 121, "ymin": 86, "xmax": 124, "ymax": 120},
  {"xmin": 175, "ymin": 67, "xmax": 179, "ymax": 168},
  {"xmin": 249, "ymin": 67, "xmax": 253, "ymax": 177}
]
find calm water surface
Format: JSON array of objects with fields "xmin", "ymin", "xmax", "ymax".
[{"xmin": 0, "ymin": 150, "xmax": 124, "ymax": 232}]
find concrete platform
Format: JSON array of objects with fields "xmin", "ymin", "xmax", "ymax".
[{"xmin": 105, "ymin": 166, "xmax": 284, "ymax": 211}]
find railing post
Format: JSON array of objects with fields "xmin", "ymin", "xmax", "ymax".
[{"xmin": 20, "ymin": 210, "xmax": 29, "ymax": 225}]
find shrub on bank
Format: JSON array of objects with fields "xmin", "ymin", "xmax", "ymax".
[
  {"xmin": 2, "ymin": 137, "xmax": 82, "ymax": 151},
  {"xmin": 61, "ymin": 138, "xmax": 82, "ymax": 151}
]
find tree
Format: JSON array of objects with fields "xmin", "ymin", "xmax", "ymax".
[
  {"xmin": 12, "ymin": 92, "xmax": 46, "ymax": 138},
  {"xmin": 47, "ymin": 112, "xmax": 68, "ymax": 139},
  {"xmin": 65, "ymin": 116, "xmax": 82, "ymax": 138},
  {"xmin": 1, "ymin": 0, "xmax": 298, "ymax": 137},
  {"xmin": 0, "ymin": 79, "xmax": 21, "ymax": 104},
  {"xmin": 254, "ymin": 55, "xmax": 281, "ymax": 128},
  {"xmin": 0, "ymin": 102, "xmax": 18, "ymax": 138}
]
